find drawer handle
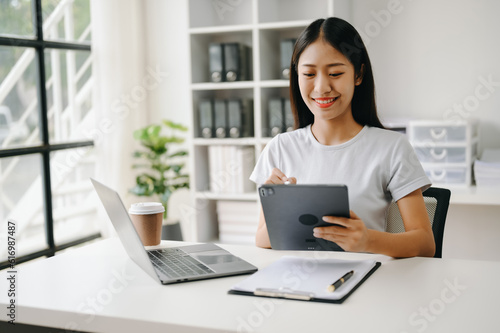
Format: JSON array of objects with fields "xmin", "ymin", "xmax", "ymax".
[
  {"xmin": 430, "ymin": 148, "xmax": 447, "ymax": 160},
  {"xmin": 430, "ymin": 170, "xmax": 447, "ymax": 181},
  {"xmin": 430, "ymin": 128, "xmax": 447, "ymax": 140}
]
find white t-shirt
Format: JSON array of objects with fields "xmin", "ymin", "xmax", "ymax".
[{"xmin": 249, "ymin": 125, "xmax": 431, "ymax": 231}]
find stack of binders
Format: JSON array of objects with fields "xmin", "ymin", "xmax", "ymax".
[
  {"xmin": 268, "ymin": 97, "xmax": 294, "ymax": 137},
  {"xmin": 198, "ymin": 99, "xmax": 253, "ymax": 138},
  {"xmin": 209, "ymin": 42, "xmax": 250, "ymax": 82}
]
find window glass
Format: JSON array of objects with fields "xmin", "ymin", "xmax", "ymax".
[
  {"xmin": 50, "ymin": 147, "xmax": 99, "ymax": 245},
  {"xmin": 44, "ymin": 49, "xmax": 92, "ymax": 143},
  {"xmin": 0, "ymin": 0, "xmax": 35, "ymax": 38},
  {"xmin": 42, "ymin": 0, "xmax": 91, "ymax": 42},
  {"xmin": 0, "ymin": 154, "xmax": 47, "ymax": 262},
  {"xmin": 0, "ymin": 46, "xmax": 41, "ymax": 148}
]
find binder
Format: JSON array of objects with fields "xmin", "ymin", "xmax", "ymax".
[
  {"xmin": 214, "ymin": 99, "xmax": 228, "ymax": 138},
  {"xmin": 228, "ymin": 256, "xmax": 381, "ymax": 304},
  {"xmin": 268, "ymin": 97, "xmax": 284, "ymax": 137},
  {"xmin": 224, "ymin": 43, "xmax": 249, "ymax": 82},
  {"xmin": 283, "ymin": 98, "xmax": 294, "ymax": 132},
  {"xmin": 209, "ymin": 43, "xmax": 224, "ymax": 82},
  {"xmin": 280, "ymin": 38, "xmax": 296, "ymax": 79},
  {"xmin": 227, "ymin": 98, "xmax": 254, "ymax": 138},
  {"xmin": 227, "ymin": 99, "xmax": 243, "ymax": 138},
  {"xmin": 198, "ymin": 99, "xmax": 214, "ymax": 138}
]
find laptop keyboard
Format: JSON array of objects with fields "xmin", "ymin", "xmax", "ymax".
[{"xmin": 148, "ymin": 248, "xmax": 214, "ymax": 279}]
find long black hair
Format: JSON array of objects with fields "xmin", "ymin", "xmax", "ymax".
[{"xmin": 289, "ymin": 17, "xmax": 384, "ymax": 129}]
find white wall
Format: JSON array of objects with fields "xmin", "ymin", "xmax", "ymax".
[
  {"xmin": 351, "ymin": 0, "xmax": 500, "ymax": 152},
  {"xmin": 144, "ymin": 0, "xmax": 191, "ymax": 137}
]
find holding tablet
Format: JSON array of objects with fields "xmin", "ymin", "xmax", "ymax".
[{"xmin": 259, "ymin": 184, "xmax": 349, "ymax": 251}]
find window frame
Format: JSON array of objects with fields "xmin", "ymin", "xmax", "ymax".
[{"xmin": 0, "ymin": 0, "xmax": 99, "ymax": 270}]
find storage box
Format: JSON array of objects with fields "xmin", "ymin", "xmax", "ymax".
[{"xmin": 408, "ymin": 119, "xmax": 479, "ymax": 186}]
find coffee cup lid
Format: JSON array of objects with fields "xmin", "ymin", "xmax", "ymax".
[{"xmin": 129, "ymin": 202, "xmax": 165, "ymax": 215}]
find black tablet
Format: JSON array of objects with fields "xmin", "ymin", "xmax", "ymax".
[{"xmin": 259, "ymin": 184, "xmax": 349, "ymax": 251}]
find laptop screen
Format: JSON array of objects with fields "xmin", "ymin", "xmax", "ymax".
[{"xmin": 91, "ymin": 178, "xmax": 160, "ymax": 282}]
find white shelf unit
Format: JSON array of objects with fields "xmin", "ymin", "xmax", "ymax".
[{"xmin": 187, "ymin": 0, "xmax": 351, "ymax": 242}]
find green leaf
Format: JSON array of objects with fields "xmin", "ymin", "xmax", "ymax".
[
  {"xmin": 134, "ymin": 174, "xmax": 159, "ymax": 196},
  {"xmin": 159, "ymin": 188, "xmax": 173, "ymax": 206},
  {"xmin": 132, "ymin": 151, "xmax": 150, "ymax": 158},
  {"xmin": 172, "ymin": 182, "xmax": 190, "ymax": 190},
  {"xmin": 152, "ymin": 162, "xmax": 168, "ymax": 173},
  {"xmin": 146, "ymin": 125, "xmax": 162, "ymax": 138},
  {"xmin": 130, "ymin": 183, "xmax": 152, "ymax": 196},
  {"xmin": 168, "ymin": 151, "xmax": 188, "ymax": 158},
  {"xmin": 133, "ymin": 128, "xmax": 148, "ymax": 141},
  {"xmin": 163, "ymin": 136, "xmax": 185, "ymax": 144},
  {"xmin": 163, "ymin": 120, "xmax": 188, "ymax": 131},
  {"xmin": 131, "ymin": 163, "xmax": 151, "ymax": 169},
  {"xmin": 170, "ymin": 164, "xmax": 184, "ymax": 174}
]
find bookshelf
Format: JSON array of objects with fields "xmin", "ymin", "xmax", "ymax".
[{"xmin": 187, "ymin": 0, "xmax": 351, "ymax": 242}]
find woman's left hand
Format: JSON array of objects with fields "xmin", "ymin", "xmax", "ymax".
[{"xmin": 313, "ymin": 211, "xmax": 370, "ymax": 252}]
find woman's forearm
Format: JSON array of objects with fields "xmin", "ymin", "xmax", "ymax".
[{"xmin": 366, "ymin": 228, "xmax": 435, "ymax": 258}]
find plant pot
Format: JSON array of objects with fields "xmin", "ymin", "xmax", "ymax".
[{"xmin": 161, "ymin": 219, "xmax": 183, "ymax": 241}]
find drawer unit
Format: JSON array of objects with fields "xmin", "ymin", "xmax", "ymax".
[
  {"xmin": 424, "ymin": 167, "xmax": 468, "ymax": 184},
  {"xmin": 408, "ymin": 120, "xmax": 478, "ymax": 143},
  {"xmin": 408, "ymin": 119, "xmax": 479, "ymax": 186},
  {"xmin": 415, "ymin": 144, "xmax": 477, "ymax": 163}
]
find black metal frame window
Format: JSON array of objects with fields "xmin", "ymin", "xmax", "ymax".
[{"xmin": 0, "ymin": 0, "xmax": 100, "ymax": 270}]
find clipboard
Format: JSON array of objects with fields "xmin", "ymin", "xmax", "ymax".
[{"xmin": 228, "ymin": 256, "xmax": 381, "ymax": 304}]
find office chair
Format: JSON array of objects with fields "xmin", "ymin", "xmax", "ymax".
[{"xmin": 386, "ymin": 187, "xmax": 451, "ymax": 258}]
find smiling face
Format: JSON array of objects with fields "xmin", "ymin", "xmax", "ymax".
[{"xmin": 297, "ymin": 39, "xmax": 362, "ymax": 124}]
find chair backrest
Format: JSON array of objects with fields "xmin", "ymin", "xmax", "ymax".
[{"xmin": 386, "ymin": 187, "xmax": 451, "ymax": 258}]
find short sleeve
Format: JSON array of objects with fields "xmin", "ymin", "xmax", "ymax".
[
  {"xmin": 249, "ymin": 136, "xmax": 281, "ymax": 185},
  {"xmin": 387, "ymin": 136, "xmax": 432, "ymax": 202}
]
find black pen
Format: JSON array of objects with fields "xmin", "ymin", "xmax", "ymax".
[{"xmin": 327, "ymin": 270, "xmax": 354, "ymax": 292}]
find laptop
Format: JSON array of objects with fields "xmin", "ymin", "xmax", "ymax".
[
  {"xmin": 259, "ymin": 184, "xmax": 350, "ymax": 251},
  {"xmin": 91, "ymin": 178, "xmax": 258, "ymax": 284}
]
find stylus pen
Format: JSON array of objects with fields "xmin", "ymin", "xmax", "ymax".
[{"xmin": 327, "ymin": 270, "xmax": 354, "ymax": 292}]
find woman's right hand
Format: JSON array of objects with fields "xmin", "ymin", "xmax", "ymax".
[
  {"xmin": 264, "ymin": 168, "xmax": 297, "ymax": 185},
  {"xmin": 256, "ymin": 168, "xmax": 296, "ymax": 248}
]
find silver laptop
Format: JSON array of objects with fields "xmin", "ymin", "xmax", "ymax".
[{"xmin": 91, "ymin": 178, "xmax": 257, "ymax": 284}]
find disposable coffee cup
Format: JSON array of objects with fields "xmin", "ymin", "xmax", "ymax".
[{"xmin": 128, "ymin": 202, "xmax": 165, "ymax": 246}]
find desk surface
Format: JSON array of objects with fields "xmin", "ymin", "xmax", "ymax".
[{"xmin": 1, "ymin": 238, "xmax": 499, "ymax": 333}]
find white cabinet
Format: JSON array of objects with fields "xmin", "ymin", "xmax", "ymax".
[
  {"xmin": 407, "ymin": 119, "xmax": 479, "ymax": 187},
  {"xmin": 187, "ymin": 0, "xmax": 351, "ymax": 242}
]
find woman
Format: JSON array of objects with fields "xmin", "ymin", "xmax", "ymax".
[{"xmin": 250, "ymin": 17, "xmax": 435, "ymax": 258}]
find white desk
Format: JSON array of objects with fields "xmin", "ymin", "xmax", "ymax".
[{"xmin": 1, "ymin": 238, "xmax": 499, "ymax": 333}]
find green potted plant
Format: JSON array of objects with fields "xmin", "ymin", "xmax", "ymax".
[{"xmin": 130, "ymin": 120, "xmax": 189, "ymax": 240}]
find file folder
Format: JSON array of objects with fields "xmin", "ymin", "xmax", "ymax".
[
  {"xmin": 224, "ymin": 43, "xmax": 249, "ymax": 82},
  {"xmin": 280, "ymin": 38, "xmax": 296, "ymax": 79},
  {"xmin": 214, "ymin": 99, "xmax": 228, "ymax": 138},
  {"xmin": 227, "ymin": 99, "xmax": 254, "ymax": 138},
  {"xmin": 268, "ymin": 97, "xmax": 284, "ymax": 137},
  {"xmin": 209, "ymin": 43, "xmax": 224, "ymax": 82},
  {"xmin": 199, "ymin": 99, "xmax": 214, "ymax": 138}
]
